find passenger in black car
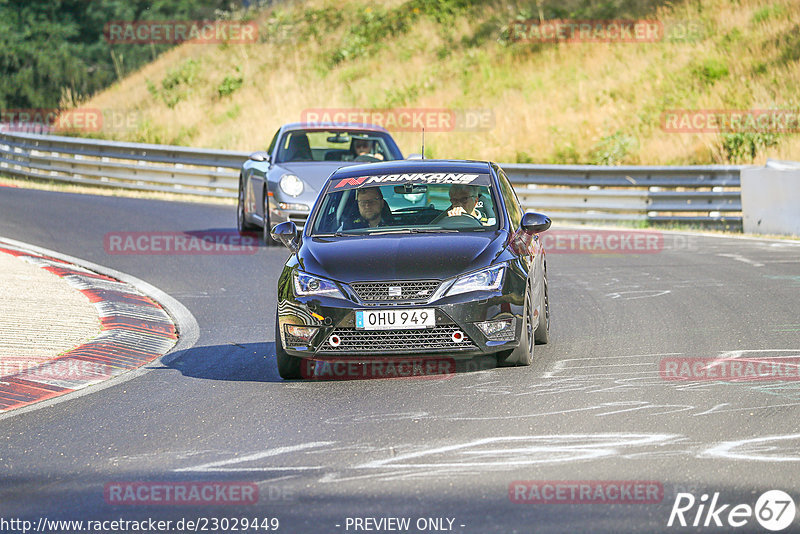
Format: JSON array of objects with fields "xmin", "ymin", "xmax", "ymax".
[{"xmin": 344, "ymin": 187, "xmax": 393, "ymax": 229}]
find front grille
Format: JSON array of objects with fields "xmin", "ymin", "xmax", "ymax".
[
  {"xmin": 350, "ymin": 280, "xmax": 441, "ymax": 302},
  {"xmin": 317, "ymin": 326, "xmax": 477, "ymax": 353}
]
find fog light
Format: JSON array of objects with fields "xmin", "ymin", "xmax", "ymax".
[
  {"xmin": 328, "ymin": 334, "xmax": 341, "ymax": 347},
  {"xmin": 451, "ymin": 330, "xmax": 465, "ymax": 343},
  {"xmin": 475, "ymin": 318, "xmax": 515, "ymax": 341},
  {"xmin": 278, "ymin": 202, "xmax": 310, "ymax": 211},
  {"xmin": 285, "ymin": 324, "xmax": 318, "ymax": 344}
]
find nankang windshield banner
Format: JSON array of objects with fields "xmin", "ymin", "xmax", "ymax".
[{"xmin": 331, "ymin": 172, "xmax": 491, "ymax": 190}]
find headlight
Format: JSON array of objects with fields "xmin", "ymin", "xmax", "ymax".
[
  {"xmin": 293, "ymin": 272, "xmax": 344, "ymax": 298},
  {"xmin": 280, "ymin": 174, "xmax": 304, "ymax": 197},
  {"xmin": 446, "ymin": 265, "xmax": 505, "ymax": 297}
]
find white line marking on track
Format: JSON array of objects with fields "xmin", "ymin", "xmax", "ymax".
[
  {"xmin": 174, "ymin": 441, "xmax": 334, "ymax": 472},
  {"xmin": 702, "ymin": 434, "xmax": 800, "ymax": 462},
  {"xmin": 717, "ymin": 253, "xmax": 765, "ymax": 267}
]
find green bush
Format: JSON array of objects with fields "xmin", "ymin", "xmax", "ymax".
[
  {"xmin": 218, "ymin": 73, "xmax": 244, "ymax": 98},
  {"xmin": 160, "ymin": 59, "xmax": 201, "ymax": 108},
  {"xmin": 590, "ymin": 131, "xmax": 637, "ymax": 165},
  {"xmin": 692, "ymin": 58, "xmax": 729, "ymax": 84},
  {"xmin": 779, "ymin": 24, "xmax": 800, "ymax": 64},
  {"xmin": 721, "ymin": 132, "xmax": 779, "ymax": 162},
  {"xmin": 751, "ymin": 5, "xmax": 787, "ymax": 24}
]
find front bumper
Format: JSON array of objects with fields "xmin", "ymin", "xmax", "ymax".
[
  {"xmin": 277, "ymin": 285, "xmax": 525, "ymax": 359},
  {"xmin": 268, "ymin": 197, "xmax": 310, "ymax": 229}
]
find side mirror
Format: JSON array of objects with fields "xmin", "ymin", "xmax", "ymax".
[
  {"xmin": 521, "ymin": 212, "xmax": 551, "ymax": 234},
  {"xmin": 271, "ymin": 221, "xmax": 301, "ymax": 252},
  {"xmin": 406, "ymin": 153, "xmax": 423, "ymax": 160},
  {"xmin": 249, "ymin": 151, "xmax": 271, "ymax": 163}
]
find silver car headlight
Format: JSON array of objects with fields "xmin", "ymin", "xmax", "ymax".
[
  {"xmin": 446, "ymin": 264, "xmax": 505, "ymax": 297},
  {"xmin": 293, "ymin": 272, "xmax": 344, "ymax": 298},
  {"xmin": 280, "ymin": 174, "xmax": 304, "ymax": 197}
]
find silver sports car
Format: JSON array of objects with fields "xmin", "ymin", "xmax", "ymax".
[{"xmin": 237, "ymin": 122, "xmax": 405, "ymax": 245}]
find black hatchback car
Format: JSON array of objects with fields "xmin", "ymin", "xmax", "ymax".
[{"xmin": 271, "ymin": 160, "xmax": 551, "ymax": 379}]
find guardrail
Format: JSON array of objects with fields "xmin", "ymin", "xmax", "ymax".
[
  {"xmin": 0, "ymin": 130, "xmax": 746, "ymax": 228},
  {"xmin": 0, "ymin": 130, "xmax": 247, "ymax": 198},
  {"xmin": 504, "ymin": 163, "xmax": 745, "ymax": 228}
]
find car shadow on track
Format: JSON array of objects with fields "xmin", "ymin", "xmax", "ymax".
[
  {"xmin": 158, "ymin": 342, "xmax": 503, "ymax": 383},
  {"xmin": 160, "ymin": 342, "xmax": 283, "ymax": 383}
]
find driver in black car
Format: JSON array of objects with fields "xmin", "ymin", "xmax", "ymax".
[
  {"xmin": 445, "ymin": 184, "xmax": 481, "ymax": 219},
  {"xmin": 429, "ymin": 183, "xmax": 493, "ymax": 226}
]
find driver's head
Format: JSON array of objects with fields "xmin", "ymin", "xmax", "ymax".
[
  {"xmin": 353, "ymin": 138, "xmax": 372, "ymax": 155},
  {"xmin": 449, "ymin": 184, "xmax": 478, "ymax": 214},
  {"xmin": 356, "ymin": 187, "xmax": 383, "ymax": 225}
]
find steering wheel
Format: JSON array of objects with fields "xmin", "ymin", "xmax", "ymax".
[{"xmin": 439, "ymin": 214, "xmax": 483, "ymax": 229}]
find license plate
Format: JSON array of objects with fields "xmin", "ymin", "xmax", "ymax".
[{"xmin": 355, "ymin": 309, "xmax": 435, "ymax": 330}]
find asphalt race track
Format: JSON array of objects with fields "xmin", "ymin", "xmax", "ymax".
[{"xmin": 1, "ymin": 187, "xmax": 799, "ymax": 533}]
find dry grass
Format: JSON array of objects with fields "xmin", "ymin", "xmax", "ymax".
[{"xmin": 80, "ymin": 0, "xmax": 800, "ymax": 165}]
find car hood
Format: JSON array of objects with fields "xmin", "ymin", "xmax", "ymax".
[{"xmin": 297, "ymin": 231, "xmax": 509, "ymax": 283}]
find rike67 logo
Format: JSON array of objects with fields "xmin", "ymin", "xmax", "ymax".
[{"xmin": 667, "ymin": 490, "xmax": 796, "ymax": 531}]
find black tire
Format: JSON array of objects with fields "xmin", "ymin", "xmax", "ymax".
[
  {"xmin": 237, "ymin": 175, "xmax": 258, "ymax": 235},
  {"xmin": 262, "ymin": 191, "xmax": 279, "ymax": 246},
  {"xmin": 534, "ymin": 271, "xmax": 550, "ymax": 345},
  {"xmin": 497, "ymin": 284, "xmax": 533, "ymax": 367},
  {"xmin": 275, "ymin": 315, "xmax": 302, "ymax": 379}
]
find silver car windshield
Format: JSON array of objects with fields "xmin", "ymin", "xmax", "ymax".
[{"xmin": 275, "ymin": 130, "xmax": 400, "ymax": 163}]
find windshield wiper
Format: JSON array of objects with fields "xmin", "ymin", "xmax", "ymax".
[
  {"xmin": 367, "ymin": 229, "xmax": 415, "ymax": 235},
  {"xmin": 313, "ymin": 232, "xmax": 360, "ymax": 237},
  {"xmin": 367, "ymin": 228, "xmax": 459, "ymax": 235}
]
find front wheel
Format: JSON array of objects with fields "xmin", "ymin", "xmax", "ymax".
[
  {"xmin": 275, "ymin": 315, "xmax": 302, "ymax": 379},
  {"xmin": 237, "ymin": 176, "xmax": 258, "ymax": 235},
  {"xmin": 534, "ymin": 272, "xmax": 550, "ymax": 345},
  {"xmin": 497, "ymin": 284, "xmax": 534, "ymax": 367},
  {"xmin": 262, "ymin": 193, "xmax": 279, "ymax": 246}
]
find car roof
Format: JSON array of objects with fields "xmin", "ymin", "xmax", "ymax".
[
  {"xmin": 328, "ymin": 159, "xmax": 494, "ymax": 179},
  {"xmin": 280, "ymin": 122, "xmax": 391, "ymax": 134}
]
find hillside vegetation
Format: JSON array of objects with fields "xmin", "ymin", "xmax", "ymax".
[
  {"xmin": 81, "ymin": 0, "xmax": 800, "ymax": 164},
  {"xmin": 0, "ymin": 0, "xmax": 234, "ymax": 109}
]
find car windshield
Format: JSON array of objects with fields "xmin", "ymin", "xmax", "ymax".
[
  {"xmin": 275, "ymin": 130, "xmax": 401, "ymax": 163},
  {"xmin": 310, "ymin": 173, "xmax": 500, "ymax": 235}
]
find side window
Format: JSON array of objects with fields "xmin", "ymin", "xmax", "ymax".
[
  {"xmin": 266, "ymin": 129, "xmax": 280, "ymax": 157},
  {"xmin": 498, "ymin": 169, "xmax": 522, "ymax": 228}
]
